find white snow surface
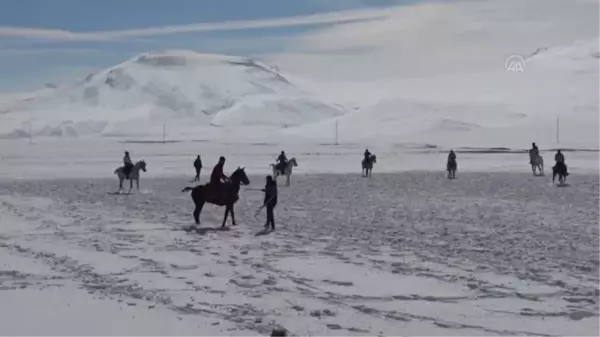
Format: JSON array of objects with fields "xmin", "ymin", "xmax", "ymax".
[{"xmin": 0, "ymin": 169, "xmax": 598, "ymax": 335}]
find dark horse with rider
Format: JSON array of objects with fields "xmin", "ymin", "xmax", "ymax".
[{"xmin": 182, "ymin": 156, "xmax": 250, "ymax": 227}]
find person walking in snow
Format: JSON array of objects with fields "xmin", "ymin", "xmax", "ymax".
[
  {"xmin": 261, "ymin": 175, "xmax": 278, "ymax": 231},
  {"xmin": 193, "ymin": 155, "xmax": 202, "ymax": 181}
]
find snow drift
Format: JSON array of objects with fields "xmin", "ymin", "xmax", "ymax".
[{"xmin": 0, "ymin": 51, "xmax": 345, "ymax": 139}]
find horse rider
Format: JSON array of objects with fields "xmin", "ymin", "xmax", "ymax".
[
  {"xmin": 554, "ymin": 149, "xmax": 565, "ymax": 164},
  {"xmin": 364, "ymin": 148, "xmax": 371, "ymax": 163},
  {"xmin": 209, "ymin": 156, "xmax": 230, "ymax": 192},
  {"xmin": 123, "ymin": 151, "xmax": 134, "ymax": 179},
  {"xmin": 276, "ymin": 151, "xmax": 287, "ymax": 174},
  {"xmin": 529, "ymin": 142, "xmax": 539, "ymax": 164},
  {"xmin": 554, "ymin": 149, "xmax": 568, "ymax": 173},
  {"xmin": 531, "ymin": 142, "xmax": 539, "ymax": 155},
  {"xmin": 448, "ymin": 149, "xmax": 456, "ymax": 163},
  {"xmin": 193, "ymin": 155, "xmax": 202, "ymax": 181}
]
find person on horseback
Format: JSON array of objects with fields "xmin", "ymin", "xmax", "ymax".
[
  {"xmin": 529, "ymin": 142, "xmax": 539, "ymax": 164},
  {"xmin": 554, "ymin": 149, "xmax": 565, "ymax": 164},
  {"xmin": 210, "ymin": 157, "xmax": 229, "ymax": 185},
  {"xmin": 448, "ymin": 149, "xmax": 456, "ymax": 162},
  {"xmin": 554, "ymin": 149, "xmax": 568, "ymax": 175},
  {"xmin": 364, "ymin": 149, "xmax": 371, "ymax": 163},
  {"xmin": 193, "ymin": 155, "xmax": 202, "ymax": 181},
  {"xmin": 208, "ymin": 156, "xmax": 229, "ymax": 199},
  {"xmin": 123, "ymin": 151, "xmax": 134, "ymax": 179},
  {"xmin": 276, "ymin": 151, "xmax": 287, "ymax": 174}
]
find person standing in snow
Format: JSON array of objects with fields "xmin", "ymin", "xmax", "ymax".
[
  {"xmin": 193, "ymin": 155, "xmax": 202, "ymax": 181},
  {"xmin": 261, "ymin": 175, "xmax": 278, "ymax": 231},
  {"xmin": 123, "ymin": 151, "xmax": 134, "ymax": 179}
]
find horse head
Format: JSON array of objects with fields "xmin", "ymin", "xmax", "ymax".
[
  {"xmin": 288, "ymin": 157, "xmax": 298, "ymax": 167},
  {"xmin": 231, "ymin": 166, "xmax": 250, "ymax": 186},
  {"xmin": 371, "ymin": 155, "xmax": 377, "ymax": 163},
  {"xmin": 138, "ymin": 160, "xmax": 147, "ymax": 172}
]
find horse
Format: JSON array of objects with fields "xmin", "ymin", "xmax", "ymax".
[
  {"xmin": 529, "ymin": 150, "xmax": 544, "ymax": 176},
  {"xmin": 447, "ymin": 158, "xmax": 457, "ymax": 179},
  {"xmin": 181, "ymin": 167, "xmax": 250, "ymax": 227},
  {"xmin": 270, "ymin": 157, "xmax": 298, "ymax": 187},
  {"xmin": 362, "ymin": 155, "xmax": 376, "ymax": 177},
  {"xmin": 552, "ymin": 162, "xmax": 569, "ymax": 185},
  {"xmin": 114, "ymin": 160, "xmax": 147, "ymax": 193}
]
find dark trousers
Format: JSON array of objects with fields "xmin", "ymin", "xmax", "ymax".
[
  {"xmin": 265, "ymin": 205, "xmax": 275, "ymax": 229},
  {"xmin": 194, "ymin": 168, "xmax": 201, "ymax": 181}
]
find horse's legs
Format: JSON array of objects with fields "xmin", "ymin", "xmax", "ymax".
[
  {"xmin": 286, "ymin": 173, "xmax": 290, "ymax": 187},
  {"xmin": 230, "ymin": 205, "xmax": 236, "ymax": 226},
  {"xmin": 222, "ymin": 206, "xmax": 230, "ymax": 228},
  {"xmin": 193, "ymin": 201, "xmax": 204, "ymax": 225},
  {"xmin": 136, "ymin": 178, "xmax": 140, "ymax": 191},
  {"xmin": 118, "ymin": 177, "xmax": 123, "ymax": 191}
]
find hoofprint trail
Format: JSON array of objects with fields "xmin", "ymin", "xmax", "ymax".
[{"xmin": 0, "ymin": 140, "xmax": 598, "ymax": 335}]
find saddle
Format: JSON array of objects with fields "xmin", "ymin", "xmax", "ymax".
[
  {"xmin": 205, "ymin": 182, "xmax": 233, "ymax": 205},
  {"xmin": 275, "ymin": 162, "xmax": 286, "ymax": 174}
]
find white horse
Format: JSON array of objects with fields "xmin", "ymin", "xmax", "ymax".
[
  {"xmin": 270, "ymin": 157, "xmax": 298, "ymax": 187},
  {"xmin": 114, "ymin": 160, "xmax": 147, "ymax": 193},
  {"xmin": 529, "ymin": 150, "xmax": 544, "ymax": 176}
]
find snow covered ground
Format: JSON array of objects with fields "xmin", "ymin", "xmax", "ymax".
[{"xmin": 0, "ymin": 170, "xmax": 598, "ymax": 335}]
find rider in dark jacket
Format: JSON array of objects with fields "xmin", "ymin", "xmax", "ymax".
[
  {"xmin": 448, "ymin": 150, "xmax": 456, "ymax": 162},
  {"xmin": 554, "ymin": 150, "xmax": 565, "ymax": 164},
  {"xmin": 123, "ymin": 151, "xmax": 133, "ymax": 178},
  {"xmin": 364, "ymin": 149, "xmax": 371, "ymax": 162},
  {"xmin": 210, "ymin": 157, "xmax": 229, "ymax": 186},
  {"xmin": 276, "ymin": 151, "xmax": 287, "ymax": 173}
]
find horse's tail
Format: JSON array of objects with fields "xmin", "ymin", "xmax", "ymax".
[{"xmin": 182, "ymin": 186, "xmax": 194, "ymax": 193}]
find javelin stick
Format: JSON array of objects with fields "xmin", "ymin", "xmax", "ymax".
[{"xmin": 254, "ymin": 195, "xmax": 275, "ymax": 220}]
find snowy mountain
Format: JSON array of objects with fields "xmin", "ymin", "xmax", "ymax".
[
  {"xmin": 282, "ymin": 38, "xmax": 600, "ymax": 148},
  {"xmin": 0, "ymin": 51, "xmax": 346, "ymax": 139}
]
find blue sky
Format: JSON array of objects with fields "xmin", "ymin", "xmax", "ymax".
[{"xmin": 0, "ymin": 0, "xmax": 419, "ymax": 92}]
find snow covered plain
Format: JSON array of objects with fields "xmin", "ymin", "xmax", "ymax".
[{"xmin": 0, "ymin": 167, "xmax": 598, "ymax": 335}]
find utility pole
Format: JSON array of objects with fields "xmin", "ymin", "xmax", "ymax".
[{"xmin": 335, "ymin": 120, "xmax": 339, "ymax": 146}]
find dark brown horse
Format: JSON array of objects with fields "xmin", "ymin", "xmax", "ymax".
[
  {"xmin": 182, "ymin": 167, "xmax": 250, "ymax": 227},
  {"xmin": 552, "ymin": 162, "xmax": 568, "ymax": 185}
]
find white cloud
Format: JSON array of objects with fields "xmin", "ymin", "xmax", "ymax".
[
  {"xmin": 0, "ymin": 8, "xmax": 388, "ymax": 41},
  {"xmin": 264, "ymin": 0, "xmax": 599, "ymax": 81}
]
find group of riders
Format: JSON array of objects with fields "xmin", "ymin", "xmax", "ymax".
[
  {"xmin": 120, "ymin": 141, "xmax": 569, "ymax": 184},
  {"xmin": 123, "ymin": 149, "xmax": 290, "ymax": 194},
  {"xmin": 529, "ymin": 142, "xmax": 568, "ymax": 174}
]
